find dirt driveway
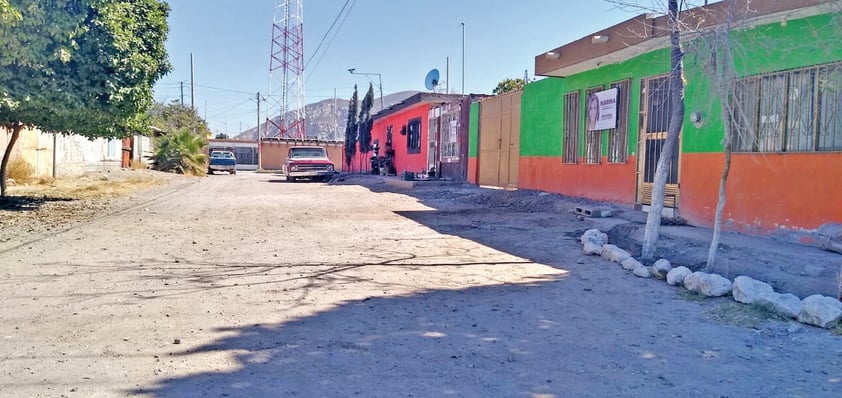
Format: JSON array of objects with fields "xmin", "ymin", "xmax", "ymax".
[{"xmin": 0, "ymin": 171, "xmax": 840, "ymax": 397}]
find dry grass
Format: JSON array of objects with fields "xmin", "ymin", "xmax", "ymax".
[
  {"xmin": 9, "ymin": 170, "xmax": 167, "ymax": 200},
  {"xmin": 705, "ymin": 301, "xmax": 789, "ymax": 329},
  {"xmin": 7, "ymin": 157, "xmax": 35, "ymax": 184}
]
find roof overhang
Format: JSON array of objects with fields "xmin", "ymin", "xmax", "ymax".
[{"xmin": 536, "ymin": 0, "xmax": 833, "ymax": 78}]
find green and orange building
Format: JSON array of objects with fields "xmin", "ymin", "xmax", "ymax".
[{"xmin": 469, "ymin": 0, "xmax": 842, "ymax": 240}]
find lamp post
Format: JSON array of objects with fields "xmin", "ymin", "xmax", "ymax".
[
  {"xmin": 347, "ymin": 68, "xmax": 383, "ymax": 112},
  {"xmin": 459, "ymin": 22, "xmax": 465, "ymax": 95}
]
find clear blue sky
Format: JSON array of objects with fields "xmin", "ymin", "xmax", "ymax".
[{"xmin": 153, "ymin": 1, "xmax": 655, "ymax": 136}]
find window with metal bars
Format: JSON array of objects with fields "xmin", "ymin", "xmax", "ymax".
[
  {"xmin": 608, "ymin": 79, "xmax": 630, "ymax": 163},
  {"xmin": 407, "ymin": 117, "xmax": 422, "ymax": 154},
  {"xmin": 563, "ymin": 91, "xmax": 580, "ymax": 163},
  {"xmin": 732, "ymin": 62, "xmax": 842, "ymax": 152},
  {"xmin": 584, "ymin": 87, "xmax": 603, "ymax": 164}
]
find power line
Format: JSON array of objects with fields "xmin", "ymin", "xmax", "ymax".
[
  {"xmin": 305, "ymin": 0, "xmax": 357, "ymax": 84},
  {"xmin": 193, "ymin": 83, "xmax": 256, "ymax": 95},
  {"xmin": 305, "ymin": 0, "xmax": 351, "ymax": 69}
]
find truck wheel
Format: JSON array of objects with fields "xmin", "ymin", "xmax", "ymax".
[
  {"xmin": 208, "ymin": 169, "xmax": 213, "ymax": 175},
  {"xmin": 230, "ymin": 170, "xmax": 236, "ymax": 175},
  {"xmin": 287, "ymin": 176, "xmax": 296, "ymax": 182}
]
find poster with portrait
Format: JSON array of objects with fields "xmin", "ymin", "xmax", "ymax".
[{"xmin": 586, "ymin": 88, "xmax": 618, "ymax": 131}]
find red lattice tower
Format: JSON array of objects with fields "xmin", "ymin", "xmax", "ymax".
[{"xmin": 266, "ymin": 0, "xmax": 305, "ymax": 139}]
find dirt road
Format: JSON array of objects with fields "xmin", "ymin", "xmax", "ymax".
[{"xmin": 1, "ymin": 171, "xmax": 840, "ymax": 397}]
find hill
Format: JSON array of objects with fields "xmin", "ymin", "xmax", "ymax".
[{"xmin": 234, "ymin": 90, "xmax": 419, "ymax": 141}]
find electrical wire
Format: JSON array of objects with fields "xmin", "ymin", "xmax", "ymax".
[
  {"xmin": 305, "ymin": 0, "xmax": 351, "ymax": 69},
  {"xmin": 305, "ymin": 0, "xmax": 357, "ymax": 83}
]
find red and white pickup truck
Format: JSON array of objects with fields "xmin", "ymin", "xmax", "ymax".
[{"xmin": 282, "ymin": 146, "xmax": 336, "ymax": 182}]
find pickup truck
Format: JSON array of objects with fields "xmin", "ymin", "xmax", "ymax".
[
  {"xmin": 208, "ymin": 150, "xmax": 237, "ymax": 175},
  {"xmin": 283, "ymin": 146, "xmax": 336, "ymax": 182}
]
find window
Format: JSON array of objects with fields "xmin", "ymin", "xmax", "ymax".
[
  {"xmin": 584, "ymin": 87, "xmax": 603, "ymax": 164},
  {"xmin": 608, "ymin": 79, "xmax": 631, "ymax": 163},
  {"xmin": 407, "ymin": 117, "xmax": 422, "ymax": 154},
  {"xmin": 563, "ymin": 91, "xmax": 580, "ymax": 163},
  {"xmin": 441, "ymin": 112, "xmax": 459, "ymax": 160},
  {"xmin": 732, "ymin": 62, "xmax": 842, "ymax": 152}
]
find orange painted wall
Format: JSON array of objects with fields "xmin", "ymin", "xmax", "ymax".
[
  {"xmin": 519, "ymin": 156, "xmax": 637, "ymax": 204},
  {"xmin": 347, "ymin": 103, "xmax": 432, "ymax": 174},
  {"xmin": 467, "ymin": 157, "xmax": 478, "ymax": 184},
  {"xmin": 680, "ymin": 152, "xmax": 842, "ymax": 233}
]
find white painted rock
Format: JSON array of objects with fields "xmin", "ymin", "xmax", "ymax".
[
  {"xmin": 666, "ymin": 266, "xmax": 692, "ymax": 286},
  {"xmin": 732, "ymin": 276, "xmax": 774, "ymax": 304},
  {"xmin": 621, "ymin": 258, "xmax": 643, "ymax": 271},
  {"xmin": 683, "ymin": 271, "xmax": 703, "ymax": 292},
  {"xmin": 755, "ymin": 291, "xmax": 801, "ymax": 319},
  {"xmin": 601, "ymin": 244, "xmax": 631, "ymax": 263},
  {"xmin": 798, "ymin": 295, "xmax": 842, "ymax": 328},
  {"xmin": 581, "ymin": 229, "xmax": 608, "ymax": 255},
  {"xmin": 652, "ymin": 259, "xmax": 672, "ymax": 280},
  {"xmin": 633, "ymin": 265, "xmax": 652, "ymax": 278},
  {"xmin": 698, "ymin": 273, "xmax": 732, "ymax": 297}
]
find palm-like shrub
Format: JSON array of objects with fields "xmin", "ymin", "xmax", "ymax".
[{"xmin": 151, "ymin": 129, "xmax": 207, "ymax": 175}]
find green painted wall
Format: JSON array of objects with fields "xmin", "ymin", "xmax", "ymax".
[
  {"xmin": 522, "ymin": 12, "xmax": 842, "ymax": 156},
  {"xmin": 521, "ymin": 48, "xmax": 671, "ymax": 158},
  {"xmin": 468, "ymin": 101, "xmax": 479, "ymax": 158},
  {"xmin": 684, "ymin": 12, "xmax": 842, "ymax": 153}
]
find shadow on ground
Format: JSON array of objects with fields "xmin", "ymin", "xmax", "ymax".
[
  {"xmin": 130, "ymin": 277, "xmax": 839, "ymax": 398},
  {"xmin": 330, "ymin": 174, "xmax": 842, "ymax": 299},
  {"xmin": 0, "ymin": 195, "xmax": 73, "ymax": 211}
]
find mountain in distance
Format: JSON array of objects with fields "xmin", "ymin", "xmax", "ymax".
[{"xmin": 234, "ymin": 90, "xmax": 419, "ymax": 141}]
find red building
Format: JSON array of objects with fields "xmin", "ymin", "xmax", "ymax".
[{"xmin": 346, "ymin": 93, "xmax": 481, "ymax": 181}]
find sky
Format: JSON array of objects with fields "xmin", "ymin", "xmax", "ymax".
[{"xmin": 152, "ymin": 0, "xmax": 660, "ymax": 136}]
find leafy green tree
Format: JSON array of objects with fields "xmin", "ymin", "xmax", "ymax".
[
  {"xmin": 344, "ymin": 85, "xmax": 359, "ymax": 168},
  {"xmin": 148, "ymin": 101, "xmax": 210, "ymax": 136},
  {"xmin": 150, "ymin": 129, "xmax": 207, "ymax": 175},
  {"xmin": 0, "ymin": 0, "xmax": 170, "ymax": 196},
  {"xmin": 357, "ymin": 83, "xmax": 375, "ymax": 166},
  {"xmin": 214, "ymin": 133, "xmax": 229, "ymax": 140},
  {"xmin": 492, "ymin": 78, "xmax": 526, "ymax": 95}
]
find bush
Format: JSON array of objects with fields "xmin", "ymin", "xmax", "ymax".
[
  {"xmin": 150, "ymin": 129, "xmax": 207, "ymax": 175},
  {"xmin": 7, "ymin": 156, "xmax": 34, "ymax": 183}
]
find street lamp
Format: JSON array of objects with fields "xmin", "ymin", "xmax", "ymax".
[{"xmin": 347, "ymin": 68, "xmax": 383, "ymax": 112}]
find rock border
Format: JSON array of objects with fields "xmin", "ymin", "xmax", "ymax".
[{"xmin": 580, "ymin": 228, "xmax": 842, "ymax": 330}]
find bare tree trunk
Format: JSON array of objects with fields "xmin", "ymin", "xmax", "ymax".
[
  {"xmin": 641, "ymin": 0, "xmax": 685, "ymax": 260},
  {"xmin": 1, "ymin": 122, "xmax": 24, "ymax": 197},
  {"xmin": 707, "ymin": 113, "xmax": 732, "ymax": 269}
]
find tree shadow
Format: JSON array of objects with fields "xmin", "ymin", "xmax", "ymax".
[{"xmin": 0, "ymin": 195, "xmax": 74, "ymax": 211}]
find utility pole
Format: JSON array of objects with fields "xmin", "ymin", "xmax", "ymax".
[
  {"xmin": 190, "ymin": 53, "xmax": 195, "ymax": 110},
  {"xmin": 255, "ymin": 93, "xmax": 261, "ymax": 138},
  {"xmin": 180, "ymin": 81, "xmax": 185, "ymax": 105},
  {"xmin": 460, "ymin": 22, "xmax": 465, "ymax": 95}
]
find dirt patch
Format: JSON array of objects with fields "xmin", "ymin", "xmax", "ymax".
[{"xmin": 0, "ymin": 169, "xmax": 186, "ymax": 245}]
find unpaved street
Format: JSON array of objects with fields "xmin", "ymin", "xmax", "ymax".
[{"xmin": 1, "ymin": 171, "xmax": 840, "ymax": 397}]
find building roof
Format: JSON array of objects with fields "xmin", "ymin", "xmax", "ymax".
[
  {"xmin": 372, "ymin": 92, "xmax": 467, "ymax": 120},
  {"xmin": 535, "ymin": 0, "xmax": 830, "ymax": 78}
]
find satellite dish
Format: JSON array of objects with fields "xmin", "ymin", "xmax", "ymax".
[{"xmin": 424, "ymin": 69, "xmax": 440, "ymax": 91}]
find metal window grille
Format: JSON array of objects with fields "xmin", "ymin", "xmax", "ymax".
[
  {"xmin": 608, "ymin": 79, "xmax": 631, "ymax": 163},
  {"xmin": 732, "ymin": 62, "xmax": 842, "ymax": 152},
  {"xmin": 584, "ymin": 87, "xmax": 603, "ymax": 164},
  {"xmin": 563, "ymin": 91, "xmax": 581, "ymax": 163},
  {"xmin": 407, "ymin": 117, "xmax": 422, "ymax": 154}
]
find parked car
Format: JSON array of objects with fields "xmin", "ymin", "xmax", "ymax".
[
  {"xmin": 208, "ymin": 150, "xmax": 237, "ymax": 174},
  {"xmin": 283, "ymin": 146, "xmax": 336, "ymax": 182}
]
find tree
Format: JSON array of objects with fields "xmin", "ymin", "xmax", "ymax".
[
  {"xmin": 492, "ymin": 78, "xmax": 526, "ymax": 95},
  {"xmin": 214, "ymin": 133, "xmax": 230, "ymax": 140},
  {"xmin": 150, "ymin": 129, "xmax": 207, "ymax": 175},
  {"xmin": 147, "ymin": 101, "xmax": 210, "ymax": 136},
  {"xmin": 0, "ymin": 0, "xmax": 170, "ymax": 196},
  {"xmin": 344, "ymin": 85, "xmax": 359, "ymax": 168},
  {"xmin": 357, "ymin": 83, "xmax": 375, "ymax": 171}
]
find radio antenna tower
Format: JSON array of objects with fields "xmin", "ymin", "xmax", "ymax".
[{"xmin": 267, "ymin": 0, "xmax": 305, "ymax": 139}]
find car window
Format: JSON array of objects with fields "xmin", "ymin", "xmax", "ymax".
[{"xmin": 290, "ymin": 149, "xmax": 325, "ymax": 158}]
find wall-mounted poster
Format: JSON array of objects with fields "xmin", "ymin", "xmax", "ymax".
[{"xmin": 586, "ymin": 87, "xmax": 618, "ymax": 131}]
